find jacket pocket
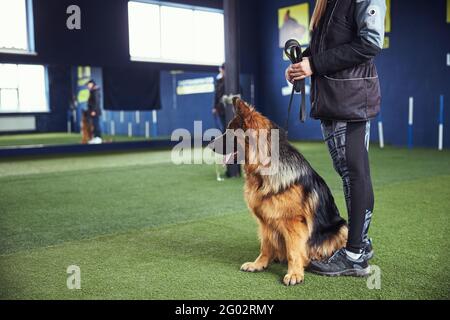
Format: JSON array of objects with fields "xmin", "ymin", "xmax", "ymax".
[
  {"xmin": 311, "ymin": 63, "xmax": 382, "ymax": 121},
  {"xmin": 365, "ymin": 76, "xmax": 381, "ymax": 118},
  {"xmin": 313, "ymin": 74, "xmax": 380, "ymax": 121}
]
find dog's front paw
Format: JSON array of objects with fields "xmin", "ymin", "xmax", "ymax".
[
  {"xmin": 240, "ymin": 262, "xmax": 267, "ymax": 272},
  {"xmin": 283, "ymin": 272, "xmax": 304, "ymax": 286}
]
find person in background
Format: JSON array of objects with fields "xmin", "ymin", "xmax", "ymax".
[
  {"xmin": 212, "ymin": 63, "xmax": 226, "ymax": 132},
  {"xmin": 86, "ymin": 80, "xmax": 102, "ymax": 144},
  {"xmin": 68, "ymin": 94, "xmax": 78, "ymax": 132},
  {"xmin": 212, "ymin": 63, "xmax": 227, "ymax": 181}
]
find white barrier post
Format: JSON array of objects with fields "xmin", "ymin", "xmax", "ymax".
[
  {"xmin": 439, "ymin": 95, "xmax": 444, "ymax": 151},
  {"xmin": 408, "ymin": 97, "xmax": 414, "ymax": 149},
  {"xmin": 110, "ymin": 121, "xmax": 115, "ymax": 136},
  {"xmin": 135, "ymin": 111, "xmax": 140, "ymax": 124},
  {"xmin": 378, "ymin": 114, "xmax": 384, "ymax": 149},
  {"xmin": 152, "ymin": 110, "xmax": 157, "ymax": 137},
  {"xmin": 128, "ymin": 122, "xmax": 132, "ymax": 137},
  {"xmin": 145, "ymin": 121, "xmax": 150, "ymax": 139}
]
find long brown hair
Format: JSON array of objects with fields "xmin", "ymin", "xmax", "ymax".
[{"xmin": 310, "ymin": 0, "xmax": 327, "ymax": 30}]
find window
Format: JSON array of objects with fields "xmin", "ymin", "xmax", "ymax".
[
  {"xmin": 0, "ymin": 0, "xmax": 35, "ymax": 54},
  {"xmin": 128, "ymin": 2, "xmax": 161, "ymax": 59},
  {"xmin": 0, "ymin": 64, "xmax": 48, "ymax": 113},
  {"xmin": 128, "ymin": 1, "xmax": 225, "ymax": 65}
]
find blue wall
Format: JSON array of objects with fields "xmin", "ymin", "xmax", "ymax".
[
  {"xmin": 158, "ymin": 71, "xmax": 216, "ymax": 137},
  {"xmin": 101, "ymin": 70, "xmax": 255, "ymax": 138},
  {"xmin": 255, "ymin": 0, "xmax": 450, "ymax": 148},
  {"xmin": 100, "ymin": 71, "xmax": 222, "ymax": 138}
]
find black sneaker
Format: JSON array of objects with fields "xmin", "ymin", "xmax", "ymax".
[
  {"xmin": 308, "ymin": 248, "xmax": 370, "ymax": 277},
  {"xmin": 362, "ymin": 238, "xmax": 374, "ymax": 261}
]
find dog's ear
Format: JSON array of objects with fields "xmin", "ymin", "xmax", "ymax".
[
  {"xmin": 233, "ymin": 97, "xmax": 253, "ymax": 116},
  {"xmin": 232, "ymin": 96, "xmax": 240, "ymax": 108}
]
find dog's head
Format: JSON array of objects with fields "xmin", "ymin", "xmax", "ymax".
[{"xmin": 208, "ymin": 97, "xmax": 276, "ymax": 168}]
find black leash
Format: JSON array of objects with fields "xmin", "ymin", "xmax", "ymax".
[{"xmin": 284, "ymin": 39, "xmax": 307, "ymax": 132}]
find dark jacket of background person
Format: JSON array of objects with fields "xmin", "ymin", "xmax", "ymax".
[
  {"xmin": 304, "ymin": 0, "xmax": 385, "ymax": 121},
  {"xmin": 213, "ymin": 76, "xmax": 226, "ymax": 117},
  {"xmin": 88, "ymin": 86, "xmax": 102, "ymax": 116}
]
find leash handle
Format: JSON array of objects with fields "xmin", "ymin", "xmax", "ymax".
[
  {"xmin": 289, "ymin": 46, "xmax": 303, "ymax": 93},
  {"xmin": 285, "ymin": 40, "xmax": 303, "ymax": 92},
  {"xmin": 284, "ymin": 39, "xmax": 307, "ymax": 129}
]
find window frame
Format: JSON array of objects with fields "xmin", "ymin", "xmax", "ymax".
[
  {"xmin": 0, "ymin": 64, "xmax": 50, "ymax": 114},
  {"xmin": 0, "ymin": 0, "xmax": 37, "ymax": 55},
  {"xmin": 128, "ymin": 0, "xmax": 224, "ymax": 66}
]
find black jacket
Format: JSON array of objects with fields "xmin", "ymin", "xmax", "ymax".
[
  {"xmin": 304, "ymin": 0, "xmax": 386, "ymax": 121},
  {"xmin": 213, "ymin": 77, "xmax": 225, "ymax": 117},
  {"xmin": 87, "ymin": 87, "xmax": 102, "ymax": 116}
]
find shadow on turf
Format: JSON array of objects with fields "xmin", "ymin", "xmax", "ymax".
[{"xmin": 139, "ymin": 220, "xmax": 293, "ymax": 283}]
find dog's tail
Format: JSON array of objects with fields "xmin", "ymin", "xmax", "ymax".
[
  {"xmin": 308, "ymin": 224, "xmax": 348, "ymax": 261},
  {"xmin": 305, "ymin": 170, "xmax": 348, "ymax": 260}
]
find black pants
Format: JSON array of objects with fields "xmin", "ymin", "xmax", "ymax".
[
  {"xmin": 90, "ymin": 115, "xmax": 102, "ymax": 138},
  {"xmin": 214, "ymin": 113, "xmax": 227, "ymax": 133},
  {"xmin": 321, "ymin": 120, "xmax": 374, "ymax": 253}
]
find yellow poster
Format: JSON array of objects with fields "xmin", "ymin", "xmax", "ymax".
[
  {"xmin": 383, "ymin": 36, "xmax": 390, "ymax": 49},
  {"xmin": 77, "ymin": 66, "xmax": 91, "ymax": 103},
  {"xmin": 447, "ymin": 0, "xmax": 450, "ymax": 23},
  {"xmin": 278, "ymin": 3, "xmax": 310, "ymax": 48},
  {"xmin": 385, "ymin": 0, "xmax": 391, "ymax": 32},
  {"xmin": 383, "ymin": 0, "xmax": 391, "ymax": 49}
]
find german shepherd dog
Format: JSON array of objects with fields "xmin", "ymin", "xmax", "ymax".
[
  {"xmin": 208, "ymin": 98, "xmax": 347, "ymax": 285},
  {"xmin": 81, "ymin": 110, "xmax": 93, "ymax": 144}
]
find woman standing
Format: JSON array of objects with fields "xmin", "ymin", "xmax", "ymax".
[{"xmin": 286, "ymin": 0, "xmax": 386, "ymax": 276}]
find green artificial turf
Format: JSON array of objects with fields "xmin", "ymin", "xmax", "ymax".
[
  {"xmin": 0, "ymin": 142, "xmax": 449, "ymax": 299},
  {"xmin": 0, "ymin": 132, "xmax": 158, "ymax": 147}
]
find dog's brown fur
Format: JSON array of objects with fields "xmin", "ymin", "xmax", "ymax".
[
  {"xmin": 228, "ymin": 98, "xmax": 347, "ymax": 285},
  {"xmin": 81, "ymin": 111, "xmax": 93, "ymax": 144}
]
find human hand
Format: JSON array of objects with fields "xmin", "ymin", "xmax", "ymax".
[
  {"xmin": 91, "ymin": 111, "xmax": 96, "ymax": 117},
  {"xmin": 286, "ymin": 57, "xmax": 313, "ymax": 83}
]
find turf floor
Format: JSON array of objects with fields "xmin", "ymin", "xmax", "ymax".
[
  {"xmin": 0, "ymin": 132, "xmax": 159, "ymax": 147},
  {"xmin": 0, "ymin": 142, "xmax": 449, "ymax": 299}
]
